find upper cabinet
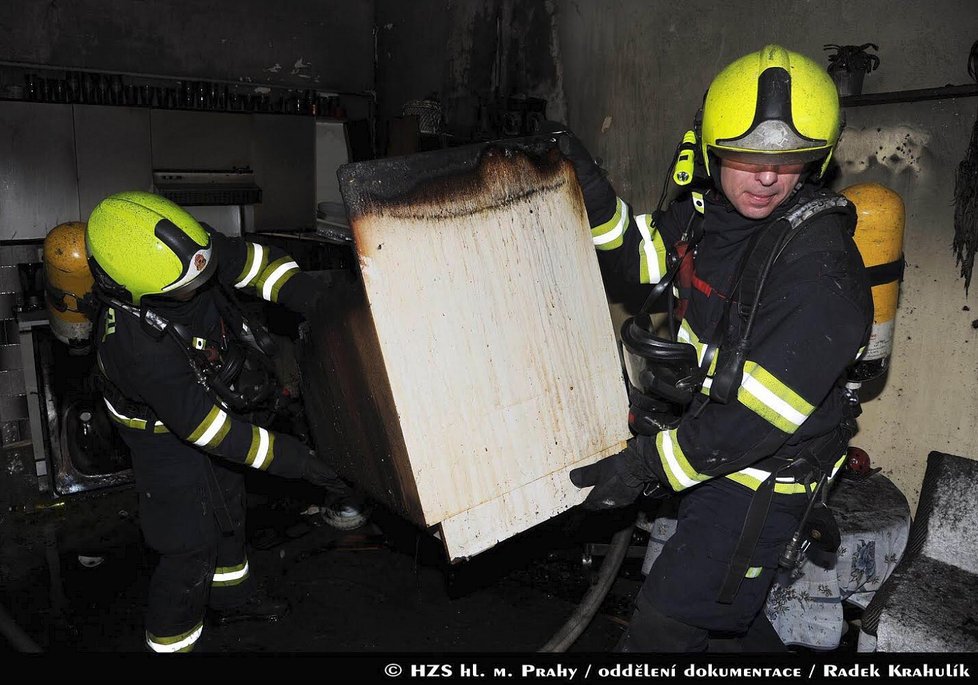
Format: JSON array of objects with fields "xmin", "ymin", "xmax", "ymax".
[
  {"xmin": 74, "ymin": 105, "xmax": 153, "ymax": 220},
  {"xmin": 150, "ymin": 110, "xmax": 253, "ymax": 171},
  {"xmin": 0, "ymin": 102, "xmax": 79, "ymax": 240},
  {"xmin": 0, "ymin": 101, "xmax": 316, "ymax": 241},
  {"xmin": 252, "ymin": 114, "xmax": 315, "ymax": 233}
]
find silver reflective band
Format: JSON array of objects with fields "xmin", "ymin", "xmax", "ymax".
[
  {"xmin": 738, "ymin": 466, "xmax": 797, "ymax": 484},
  {"xmin": 592, "ymin": 198, "xmax": 629, "ymax": 246},
  {"xmin": 660, "ymin": 431, "xmax": 700, "ymax": 489},
  {"xmin": 146, "ymin": 623, "xmax": 203, "ymax": 653},
  {"xmin": 251, "ymin": 427, "xmax": 271, "ymax": 469},
  {"xmin": 213, "ymin": 560, "xmax": 250, "ymax": 583},
  {"xmin": 193, "ymin": 409, "xmax": 228, "ymax": 447},
  {"xmin": 741, "ymin": 374, "xmax": 807, "ymax": 428},
  {"xmin": 103, "ymin": 397, "xmax": 165, "ymax": 430},
  {"xmin": 235, "ymin": 243, "xmax": 265, "ymax": 288},
  {"xmin": 636, "ymin": 214, "xmax": 663, "ymax": 283},
  {"xmin": 261, "ymin": 261, "xmax": 299, "ymax": 300}
]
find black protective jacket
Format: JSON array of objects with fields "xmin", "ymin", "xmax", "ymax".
[
  {"xmin": 590, "ymin": 183, "xmax": 873, "ymax": 494},
  {"xmin": 95, "ymin": 231, "xmax": 324, "ymax": 478}
]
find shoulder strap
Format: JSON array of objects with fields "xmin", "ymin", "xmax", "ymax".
[
  {"xmin": 708, "ymin": 192, "xmax": 853, "ymax": 405},
  {"xmin": 738, "ymin": 191, "xmax": 853, "ymax": 312}
]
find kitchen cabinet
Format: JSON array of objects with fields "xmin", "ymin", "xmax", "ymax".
[
  {"xmin": 0, "ymin": 102, "xmax": 79, "ymax": 240},
  {"xmin": 252, "ymin": 113, "xmax": 315, "ymax": 231},
  {"xmin": 74, "ymin": 105, "xmax": 153, "ymax": 220},
  {"xmin": 0, "ymin": 100, "xmax": 316, "ymax": 240},
  {"xmin": 150, "ymin": 109, "xmax": 253, "ymax": 171}
]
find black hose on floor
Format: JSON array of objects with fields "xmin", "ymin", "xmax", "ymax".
[
  {"xmin": 538, "ymin": 521, "xmax": 635, "ymax": 653},
  {"xmin": 0, "ymin": 601, "xmax": 43, "ymax": 653}
]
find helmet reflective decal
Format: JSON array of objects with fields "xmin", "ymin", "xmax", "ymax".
[
  {"xmin": 153, "ymin": 217, "xmax": 214, "ymax": 295},
  {"xmin": 162, "ymin": 246, "xmax": 212, "ymax": 293},
  {"xmin": 720, "ymin": 119, "xmax": 825, "ymax": 153}
]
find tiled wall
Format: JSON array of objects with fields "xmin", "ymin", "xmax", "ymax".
[{"xmin": 0, "ymin": 242, "xmax": 43, "ymax": 448}]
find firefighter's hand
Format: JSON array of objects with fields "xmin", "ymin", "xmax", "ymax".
[
  {"xmin": 301, "ymin": 453, "xmax": 351, "ymax": 496},
  {"xmin": 569, "ymin": 445, "xmax": 667, "ymax": 511},
  {"xmin": 543, "ymin": 123, "xmax": 617, "ymax": 227},
  {"xmin": 544, "ymin": 124, "xmax": 603, "ymax": 182},
  {"xmin": 553, "ymin": 128, "xmax": 599, "ymax": 173}
]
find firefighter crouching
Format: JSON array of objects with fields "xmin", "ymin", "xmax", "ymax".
[
  {"xmin": 564, "ymin": 45, "xmax": 874, "ymax": 651},
  {"xmin": 86, "ymin": 191, "xmax": 366, "ymax": 653}
]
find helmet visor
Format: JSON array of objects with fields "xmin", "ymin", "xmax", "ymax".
[{"xmin": 711, "ymin": 146, "xmax": 827, "ymax": 169}]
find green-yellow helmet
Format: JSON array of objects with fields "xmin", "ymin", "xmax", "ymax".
[
  {"xmin": 700, "ymin": 44, "xmax": 841, "ymax": 178},
  {"xmin": 86, "ymin": 191, "xmax": 215, "ymax": 305}
]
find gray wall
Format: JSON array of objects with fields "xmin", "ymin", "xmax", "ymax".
[
  {"xmin": 377, "ymin": 0, "xmax": 978, "ymax": 513},
  {"xmin": 376, "ymin": 0, "xmax": 566, "ymax": 145},
  {"xmin": 0, "ymin": 0, "xmax": 375, "ymax": 92}
]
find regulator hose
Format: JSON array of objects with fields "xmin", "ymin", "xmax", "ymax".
[
  {"xmin": 0, "ymin": 601, "xmax": 42, "ymax": 653},
  {"xmin": 538, "ymin": 521, "xmax": 635, "ymax": 652}
]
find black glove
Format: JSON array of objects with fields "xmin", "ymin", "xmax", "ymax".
[
  {"xmin": 569, "ymin": 442, "xmax": 668, "ymax": 511},
  {"xmin": 546, "ymin": 126, "xmax": 618, "ymax": 227},
  {"xmin": 287, "ymin": 273, "xmax": 331, "ymax": 322},
  {"xmin": 301, "ymin": 452, "xmax": 352, "ymax": 497}
]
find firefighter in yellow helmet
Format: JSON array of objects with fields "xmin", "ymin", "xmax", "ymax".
[
  {"xmin": 86, "ymin": 191, "xmax": 366, "ymax": 652},
  {"xmin": 560, "ymin": 45, "xmax": 873, "ymax": 651}
]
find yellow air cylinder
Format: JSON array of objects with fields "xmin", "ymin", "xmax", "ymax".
[
  {"xmin": 840, "ymin": 183, "xmax": 905, "ymax": 380},
  {"xmin": 43, "ymin": 222, "xmax": 95, "ymax": 352}
]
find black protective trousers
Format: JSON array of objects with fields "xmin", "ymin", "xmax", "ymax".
[
  {"xmin": 121, "ymin": 427, "xmax": 254, "ymax": 650},
  {"xmin": 619, "ymin": 478, "xmax": 808, "ymax": 653}
]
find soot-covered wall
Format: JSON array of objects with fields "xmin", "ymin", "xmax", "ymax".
[{"xmin": 0, "ymin": 0, "xmax": 374, "ymax": 92}]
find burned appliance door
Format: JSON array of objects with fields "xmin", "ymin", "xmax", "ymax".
[{"xmin": 301, "ymin": 136, "xmax": 630, "ymax": 562}]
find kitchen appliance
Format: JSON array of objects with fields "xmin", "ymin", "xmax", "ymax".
[{"xmin": 153, "ymin": 168, "xmax": 262, "ymax": 236}]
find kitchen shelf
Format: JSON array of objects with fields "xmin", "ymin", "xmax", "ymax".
[{"xmin": 841, "ymin": 83, "xmax": 978, "ymax": 107}]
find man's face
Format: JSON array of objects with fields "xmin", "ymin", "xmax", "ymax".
[{"xmin": 717, "ymin": 158, "xmax": 805, "ymax": 220}]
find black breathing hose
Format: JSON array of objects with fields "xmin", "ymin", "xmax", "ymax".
[
  {"xmin": 0, "ymin": 601, "xmax": 42, "ymax": 653},
  {"xmin": 538, "ymin": 521, "xmax": 635, "ymax": 653}
]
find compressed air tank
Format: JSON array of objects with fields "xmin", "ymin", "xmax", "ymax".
[
  {"xmin": 43, "ymin": 222, "xmax": 95, "ymax": 353},
  {"xmin": 840, "ymin": 183, "xmax": 905, "ymax": 382}
]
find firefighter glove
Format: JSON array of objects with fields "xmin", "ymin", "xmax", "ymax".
[
  {"xmin": 569, "ymin": 443, "xmax": 667, "ymax": 511},
  {"xmin": 302, "ymin": 452, "xmax": 352, "ymax": 496},
  {"xmin": 544, "ymin": 124, "xmax": 618, "ymax": 227}
]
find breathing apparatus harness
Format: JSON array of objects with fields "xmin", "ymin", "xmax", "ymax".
[
  {"xmin": 621, "ymin": 127, "xmax": 856, "ymax": 432},
  {"xmin": 89, "ymin": 281, "xmax": 280, "ymax": 416},
  {"xmin": 618, "ymin": 135, "xmax": 863, "ymax": 597}
]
